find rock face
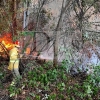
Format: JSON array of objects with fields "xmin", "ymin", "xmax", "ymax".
[{"xmin": 70, "ymin": 42, "xmax": 100, "ymax": 75}]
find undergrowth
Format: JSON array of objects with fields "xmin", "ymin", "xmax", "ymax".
[{"xmin": 1, "ymin": 61, "xmax": 100, "ymax": 100}]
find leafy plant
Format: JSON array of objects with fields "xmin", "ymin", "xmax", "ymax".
[
  {"xmin": 29, "ymin": 92, "xmax": 35, "ymax": 97},
  {"xmin": 35, "ymin": 95, "xmax": 40, "ymax": 100},
  {"xmin": 48, "ymin": 94, "xmax": 56, "ymax": 100},
  {"xmin": 25, "ymin": 97, "xmax": 31, "ymax": 100},
  {"xmin": 19, "ymin": 60, "xmax": 100, "ymax": 99},
  {"xmin": 8, "ymin": 82, "xmax": 21, "ymax": 97},
  {"xmin": 82, "ymin": 65, "xmax": 100, "ymax": 97},
  {"xmin": 0, "ymin": 72, "xmax": 4, "ymax": 80},
  {"xmin": 57, "ymin": 82, "xmax": 65, "ymax": 92},
  {"xmin": 58, "ymin": 94, "xmax": 65, "ymax": 99},
  {"xmin": 47, "ymin": 69, "xmax": 58, "ymax": 81}
]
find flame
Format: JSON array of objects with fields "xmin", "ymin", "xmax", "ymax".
[
  {"xmin": 0, "ymin": 33, "xmax": 14, "ymax": 50},
  {"xmin": 2, "ymin": 40, "xmax": 14, "ymax": 50}
]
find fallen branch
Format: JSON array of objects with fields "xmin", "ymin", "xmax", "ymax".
[{"xmin": 0, "ymin": 42, "xmax": 9, "ymax": 59}]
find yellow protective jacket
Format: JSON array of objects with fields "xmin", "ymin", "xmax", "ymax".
[{"xmin": 8, "ymin": 47, "xmax": 19, "ymax": 71}]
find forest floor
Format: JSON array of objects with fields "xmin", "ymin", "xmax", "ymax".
[{"xmin": 0, "ymin": 59, "xmax": 100, "ymax": 100}]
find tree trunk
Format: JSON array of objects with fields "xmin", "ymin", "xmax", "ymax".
[
  {"xmin": 53, "ymin": 31, "xmax": 59, "ymax": 67},
  {"xmin": 53, "ymin": 0, "xmax": 72, "ymax": 67},
  {"xmin": 10, "ymin": 0, "xmax": 18, "ymax": 35},
  {"xmin": 12, "ymin": 0, "xmax": 17, "ymax": 35}
]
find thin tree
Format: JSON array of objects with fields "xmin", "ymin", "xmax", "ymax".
[{"xmin": 53, "ymin": 0, "xmax": 72, "ymax": 67}]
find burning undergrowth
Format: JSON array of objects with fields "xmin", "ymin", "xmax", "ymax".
[
  {"xmin": 0, "ymin": 33, "xmax": 14, "ymax": 51},
  {"xmin": 0, "ymin": 32, "xmax": 15, "ymax": 60}
]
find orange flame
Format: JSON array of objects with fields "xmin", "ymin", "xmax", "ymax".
[{"xmin": 0, "ymin": 33, "xmax": 14, "ymax": 50}]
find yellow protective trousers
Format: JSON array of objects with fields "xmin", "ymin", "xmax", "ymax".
[{"xmin": 8, "ymin": 59, "xmax": 19, "ymax": 70}]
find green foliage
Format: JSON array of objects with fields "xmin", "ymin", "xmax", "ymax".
[
  {"xmin": 48, "ymin": 94, "xmax": 56, "ymax": 100},
  {"xmin": 83, "ymin": 0, "xmax": 100, "ymax": 13},
  {"xmin": 59, "ymin": 47, "xmax": 74, "ymax": 73},
  {"xmin": 82, "ymin": 65, "xmax": 100, "ymax": 96},
  {"xmin": 27, "ymin": 65, "xmax": 58, "ymax": 88},
  {"xmin": 84, "ymin": 0, "xmax": 94, "ymax": 5},
  {"xmin": 26, "ymin": 62, "xmax": 100, "ymax": 99},
  {"xmin": 25, "ymin": 97, "xmax": 31, "ymax": 100},
  {"xmin": 0, "ymin": 66, "xmax": 6, "ymax": 88},
  {"xmin": 29, "ymin": 92, "xmax": 35, "ymax": 97},
  {"xmin": 8, "ymin": 82, "xmax": 21, "ymax": 97},
  {"xmin": 21, "ymin": 31, "xmax": 34, "ymax": 37},
  {"xmin": 35, "ymin": 95, "xmax": 40, "ymax": 100},
  {"xmin": 47, "ymin": 69, "xmax": 58, "ymax": 81},
  {"xmin": 0, "ymin": 71, "xmax": 4, "ymax": 80},
  {"xmin": 0, "ymin": 71, "xmax": 4, "ymax": 88},
  {"xmin": 6, "ymin": 60, "xmax": 100, "ymax": 99},
  {"xmin": 13, "ymin": 31, "xmax": 34, "ymax": 41},
  {"xmin": 57, "ymin": 82, "xmax": 65, "ymax": 91},
  {"xmin": 66, "ymin": 65, "xmax": 100, "ymax": 99}
]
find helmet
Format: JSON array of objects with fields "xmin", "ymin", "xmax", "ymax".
[
  {"xmin": 14, "ymin": 41, "xmax": 20, "ymax": 47},
  {"xmin": 14, "ymin": 44, "xmax": 20, "ymax": 48}
]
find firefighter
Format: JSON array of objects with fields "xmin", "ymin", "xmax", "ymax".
[{"xmin": 8, "ymin": 42, "xmax": 21, "ymax": 81}]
